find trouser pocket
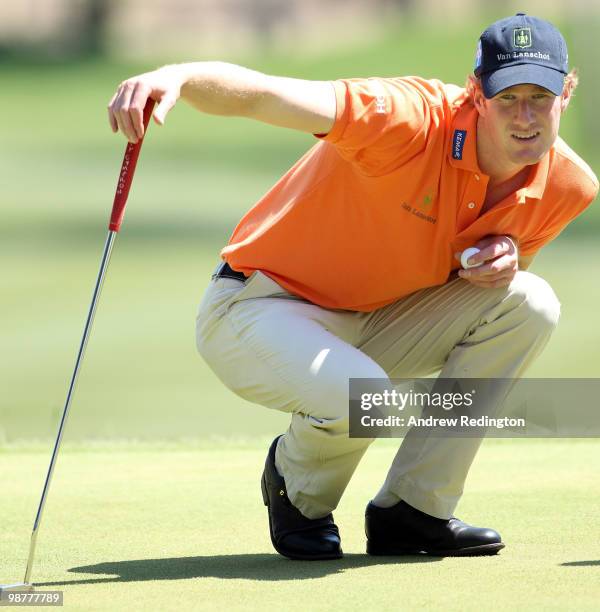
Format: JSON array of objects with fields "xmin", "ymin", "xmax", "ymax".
[{"xmin": 196, "ymin": 270, "xmax": 294, "ymax": 356}]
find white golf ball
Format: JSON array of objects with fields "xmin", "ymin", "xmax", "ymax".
[{"xmin": 460, "ymin": 247, "xmax": 482, "ymax": 269}]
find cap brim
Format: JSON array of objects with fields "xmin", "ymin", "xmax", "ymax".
[{"xmin": 481, "ymin": 64, "xmax": 565, "ymax": 98}]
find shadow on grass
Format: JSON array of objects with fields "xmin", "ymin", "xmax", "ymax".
[
  {"xmin": 561, "ymin": 560, "xmax": 600, "ymax": 567},
  {"xmin": 35, "ymin": 553, "xmax": 442, "ymax": 586}
]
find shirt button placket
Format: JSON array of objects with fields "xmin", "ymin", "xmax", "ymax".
[{"xmin": 457, "ymin": 174, "xmax": 486, "ymax": 232}]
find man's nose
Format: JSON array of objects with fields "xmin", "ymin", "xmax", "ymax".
[{"xmin": 514, "ymin": 100, "xmax": 535, "ymax": 125}]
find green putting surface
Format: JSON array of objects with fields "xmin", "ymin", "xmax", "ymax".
[{"xmin": 1, "ymin": 439, "xmax": 599, "ymax": 611}]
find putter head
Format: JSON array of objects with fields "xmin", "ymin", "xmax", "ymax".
[{"xmin": 0, "ymin": 583, "xmax": 34, "ymax": 595}]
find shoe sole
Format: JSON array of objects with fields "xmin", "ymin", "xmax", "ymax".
[
  {"xmin": 261, "ymin": 473, "xmax": 343, "ymax": 561},
  {"xmin": 367, "ymin": 540, "xmax": 505, "ymax": 556}
]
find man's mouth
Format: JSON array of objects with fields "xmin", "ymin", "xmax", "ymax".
[{"xmin": 511, "ymin": 131, "xmax": 540, "ymax": 141}]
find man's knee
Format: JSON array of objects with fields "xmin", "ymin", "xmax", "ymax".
[{"xmin": 509, "ymin": 271, "xmax": 561, "ymax": 332}]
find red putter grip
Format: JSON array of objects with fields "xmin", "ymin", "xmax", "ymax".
[{"xmin": 108, "ymin": 99, "xmax": 156, "ymax": 232}]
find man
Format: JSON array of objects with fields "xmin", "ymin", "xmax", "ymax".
[{"xmin": 108, "ymin": 13, "xmax": 598, "ymax": 560}]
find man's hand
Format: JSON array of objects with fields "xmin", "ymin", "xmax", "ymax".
[
  {"xmin": 108, "ymin": 67, "xmax": 185, "ymax": 143},
  {"xmin": 455, "ymin": 235, "xmax": 519, "ymax": 288}
]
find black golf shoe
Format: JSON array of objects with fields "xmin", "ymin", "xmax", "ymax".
[
  {"xmin": 261, "ymin": 435, "xmax": 343, "ymax": 560},
  {"xmin": 365, "ymin": 499, "xmax": 504, "ymax": 556}
]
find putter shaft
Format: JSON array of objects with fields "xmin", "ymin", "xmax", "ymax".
[{"xmin": 23, "ymin": 231, "xmax": 117, "ymax": 584}]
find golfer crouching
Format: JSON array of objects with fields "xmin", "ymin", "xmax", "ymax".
[{"xmin": 108, "ymin": 13, "xmax": 598, "ymax": 559}]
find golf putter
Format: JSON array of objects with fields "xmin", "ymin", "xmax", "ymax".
[{"xmin": 0, "ymin": 99, "xmax": 155, "ymax": 596}]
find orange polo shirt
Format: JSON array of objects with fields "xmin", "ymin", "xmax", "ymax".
[{"xmin": 222, "ymin": 77, "xmax": 598, "ymax": 312}]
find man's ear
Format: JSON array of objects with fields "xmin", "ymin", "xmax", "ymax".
[
  {"xmin": 560, "ymin": 82, "xmax": 573, "ymax": 113},
  {"xmin": 473, "ymin": 87, "xmax": 488, "ymax": 116},
  {"xmin": 468, "ymin": 75, "xmax": 488, "ymax": 116}
]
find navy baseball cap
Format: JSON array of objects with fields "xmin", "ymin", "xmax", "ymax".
[{"xmin": 474, "ymin": 13, "xmax": 569, "ymax": 98}]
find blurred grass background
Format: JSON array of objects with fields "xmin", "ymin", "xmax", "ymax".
[{"xmin": 1, "ymin": 11, "xmax": 599, "ymax": 442}]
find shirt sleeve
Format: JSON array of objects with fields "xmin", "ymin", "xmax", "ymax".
[
  {"xmin": 316, "ymin": 76, "xmax": 446, "ymax": 176},
  {"xmin": 519, "ymin": 191, "xmax": 598, "ymax": 256}
]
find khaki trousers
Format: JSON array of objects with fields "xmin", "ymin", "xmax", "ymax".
[{"xmin": 196, "ymin": 269, "xmax": 560, "ymax": 519}]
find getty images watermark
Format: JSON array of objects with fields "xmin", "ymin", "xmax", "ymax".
[
  {"xmin": 358, "ymin": 386, "xmax": 523, "ymax": 429},
  {"xmin": 349, "ymin": 378, "xmax": 600, "ymax": 438}
]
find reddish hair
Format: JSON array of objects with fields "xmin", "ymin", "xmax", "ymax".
[{"xmin": 465, "ymin": 68, "xmax": 579, "ymax": 102}]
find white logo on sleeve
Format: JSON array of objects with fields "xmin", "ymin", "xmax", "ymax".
[{"xmin": 369, "ymin": 79, "xmax": 388, "ymax": 114}]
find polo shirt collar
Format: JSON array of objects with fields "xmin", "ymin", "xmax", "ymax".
[{"xmin": 448, "ymin": 101, "xmax": 550, "ymax": 202}]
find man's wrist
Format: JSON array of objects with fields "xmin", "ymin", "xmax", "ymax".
[
  {"xmin": 504, "ymin": 235, "xmax": 519, "ymax": 256},
  {"xmin": 163, "ymin": 63, "xmax": 193, "ymax": 88}
]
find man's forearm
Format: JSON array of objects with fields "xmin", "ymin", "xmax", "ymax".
[
  {"xmin": 174, "ymin": 61, "xmax": 271, "ymax": 118},
  {"xmin": 178, "ymin": 61, "xmax": 336, "ymax": 133}
]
